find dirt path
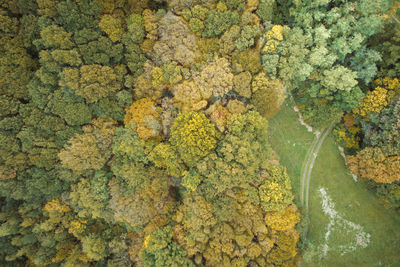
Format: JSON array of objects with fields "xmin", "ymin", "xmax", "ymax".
[
  {"xmin": 299, "ymin": 124, "xmax": 333, "ymax": 237},
  {"xmin": 300, "ymin": 133, "xmax": 320, "ymax": 206},
  {"xmin": 305, "ymin": 124, "xmax": 333, "ymax": 211}
]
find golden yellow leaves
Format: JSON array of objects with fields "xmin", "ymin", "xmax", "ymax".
[
  {"xmin": 353, "ymin": 77, "xmax": 399, "ymax": 117},
  {"xmin": 347, "ymin": 147, "xmax": 400, "ymax": 184},
  {"xmin": 170, "ymin": 112, "xmax": 220, "ymax": 167},
  {"xmin": 265, "ymin": 204, "xmax": 300, "ymax": 232},
  {"xmin": 353, "ymin": 86, "xmax": 389, "ymax": 117},
  {"xmin": 263, "ymin": 25, "xmax": 289, "ymax": 53},
  {"xmin": 265, "ymin": 25, "xmax": 285, "ymax": 41},
  {"xmin": 173, "ymin": 80, "xmax": 207, "ymax": 112},
  {"xmin": 68, "ymin": 219, "xmax": 87, "ymax": 235},
  {"xmin": 44, "ymin": 199, "xmax": 71, "ymax": 213},
  {"xmin": 124, "ymin": 98, "xmax": 162, "ymax": 140},
  {"xmin": 99, "ymin": 15, "xmax": 123, "ymax": 42}
]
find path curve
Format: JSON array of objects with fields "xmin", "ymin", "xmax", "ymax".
[
  {"xmin": 300, "ymin": 124, "xmax": 333, "ymax": 237},
  {"xmin": 305, "ymin": 124, "xmax": 333, "ymax": 211},
  {"xmin": 300, "ymin": 132, "xmax": 321, "ymax": 206}
]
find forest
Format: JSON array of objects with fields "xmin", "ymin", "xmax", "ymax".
[{"xmin": 0, "ymin": 0, "xmax": 398, "ymax": 266}]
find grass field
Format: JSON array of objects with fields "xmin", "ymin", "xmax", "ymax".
[{"xmin": 268, "ymin": 99, "xmax": 400, "ymax": 266}]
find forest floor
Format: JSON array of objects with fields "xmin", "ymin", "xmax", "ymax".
[{"xmin": 268, "ymin": 98, "xmax": 400, "ymax": 266}]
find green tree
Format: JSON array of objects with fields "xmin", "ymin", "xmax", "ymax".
[
  {"xmin": 81, "ymin": 233, "xmax": 107, "ymax": 261},
  {"xmin": 251, "ymin": 72, "xmax": 286, "ymax": 119},
  {"xmin": 203, "ymin": 10, "xmax": 239, "ymax": 38},
  {"xmin": 140, "ymin": 226, "xmax": 194, "ymax": 267}
]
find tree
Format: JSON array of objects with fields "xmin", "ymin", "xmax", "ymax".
[
  {"xmin": 59, "ymin": 118, "xmax": 117, "ymax": 173},
  {"xmin": 256, "ymin": 0, "xmax": 277, "ymax": 22},
  {"xmin": 251, "ymin": 72, "xmax": 286, "ymax": 119},
  {"xmin": 110, "ymin": 122, "xmax": 152, "ymax": 191},
  {"xmin": 81, "ymin": 233, "xmax": 107, "ymax": 261},
  {"xmin": 99, "ymin": 15, "xmax": 124, "ymax": 42},
  {"xmin": 346, "ymin": 147, "xmax": 400, "ymax": 184},
  {"xmin": 370, "ymin": 2, "xmax": 400, "ymax": 78},
  {"xmin": 236, "ymin": 25, "xmax": 261, "ymax": 52},
  {"xmin": 263, "ymin": 0, "xmax": 391, "ymax": 125},
  {"xmin": 353, "ymin": 86, "xmax": 389, "ymax": 117},
  {"xmin": 39, "ymin": 25, "xmax": 75, "ymax": 49},
  {"xmin": 169, "ymin": 112, "xmax": 220, "ymax": 168},
  {"xmin": 172, "ymin": 80, "xmax": 207, "ymax": 112},
  {"xmin": 69, "ymin": 171, "xmax": 112, "ymax": 220},
  {"xmin": 67, "ymin": 64, "xmax": 122, "ymax": 103},
  {"xmin": 360, "ymin": 97, "xmax": 400, "ymax": 154},
  {"xmin": 78, "ymin": 36, "xmax": 124, "ymax": 65},
  {"xmin": 140, "ymin": 226, "xmax": 194, "ymax": 267},
  {"xmin": 194, "ymin": 57, "xmax": 234, "ymax": 99},
  {"xmin": 152, "ymin": 12, "xmax": 199, "ymax": 67},
  {"xmin": 264, "ymin": 204, "xmax": 300, "ymax": 231},
  {"xmin": 259, "ymin": 165, "xmax": 294, "ymax": 212},
  {"xmin": 219, "ymin": 25, "xmax": 240, "ymax": 55},
  {"xmin": 196, "ymin": 111, "xmax": 272, "ymax": 195},
  {"xmin": 202, "ymin": 9, "xmax": 239, "ymax": 38},
  {"xmin": 124, "ymin": 98, "xmax": 162, "ymax": 140},
  {"xmin": 232, "ymin": 71, "xmax": 252, "ymax": 98},
  {"xmin": 108, "ymin": 170, "xmax": 174, "ymax": 231},
  {"xmin": 149, "ymin": 143, "xmax": 186, "ymax": 177}
]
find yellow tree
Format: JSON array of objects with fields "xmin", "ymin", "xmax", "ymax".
[
  {"xmin": 99, "ymin": 14, "xmax": 124, "ymax": 42},
  {"xmin": 124, "ymin": 98, "xmax": 162, "ymax": 140},
  {"xmin": 346, "ymin": 147, "xmax": 400, "ymax": 184},
  {"xmin": 353, "ymin": 86, "xmax": 389, "ymax": 117},
  {"xmin": 169, "ymin": 111, "xmax": 220, "ymax": 167}
]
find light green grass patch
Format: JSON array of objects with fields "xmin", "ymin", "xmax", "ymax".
[{"xmin": 268, "ymin": 99, "xmax": 400, "ymax": 266}]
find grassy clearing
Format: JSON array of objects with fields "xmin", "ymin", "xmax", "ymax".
[{"xmin": 268, "ymin": 99, "xmax": 400, "ymax": 266}]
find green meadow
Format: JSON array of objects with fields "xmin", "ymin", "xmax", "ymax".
[{"xmin": 268, "ymin": 99, "xmax": 400, "ymax": 266}]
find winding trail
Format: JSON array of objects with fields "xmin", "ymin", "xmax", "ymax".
[{"xmin": 300, "ymin": 124, "xmax": 333, "ymax": 237}]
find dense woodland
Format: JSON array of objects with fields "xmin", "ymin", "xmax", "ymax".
[{"xmin": 0, "ymin": 0, "xmax": 398, "ymax": 266}]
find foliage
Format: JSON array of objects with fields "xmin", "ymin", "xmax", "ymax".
[
  {"xmin": 265, "ymin": 204, "xmax": 300, "ymax": 231},
  {"xmin": 197, "ymin": 111, "xmax": 272, "ymax": 195},
  {"xmin": 360, "ymin": 97, "xmax": 400, "ymax": 154},
  {"xmin": 354, "ymin": 93, "xmax": 383, "ymax": 119},
  {"xmin": 264, "ymin": 0, "xmax": 391, "ymax": 125},
  {"xmin": 140, "ymin": 226, "xmax": 194, "ymax": 267},
  {"xmin": 0, "ymin": 1, "xmax": 305, "ymax": 265},
  {"xmin": 203, "ymin": 10, "xmax": 239, "ymax": 38},
  {"xmin": 370, "ymin": 2, "xmax": 400, "ymax": 78},
  {"xmin": 257, "ymin": 0, "xmax": 276, "ymax": 22},
  {"xmin": 346, "ymin": 147, "xmax": 400, "ymax": 184},
  {"xmin": 251, "ymin": 72, "xmax": 286, "ymax": 119},
  {"xmin": 148, "ymin": 143, "xmax": 185, "ymax": 177},
  {"xmin": 108, "ymin": 169, "xmax": 174, "ymax": 231},
  {"xmin": 169, "ymin": 112, "xmax": 220, "ymax": 167},
  {"xmin": 71, "ymin": 64, "xmax": 122, "ymax": 103},
  {"xmin": 259, "ymin": 165, "xmax": 293, "ymax": 212},
  {"xmin": 124, "ymin": 98, "xmax": 162, "ymax": 140},
  {"xmin": 81, "ymin": 233, "xmax": 107, "ymax": 261},
  {"xmin": 152, "ymin": 12, "xmax": 199, "ymax": 67},
  {"xmin": 172, "ymin": 80, "xmax": 206, "ymax": 112},
  {"xmin": 69, "ymin": 171, "xmax": 112, "ymax": 220},
  {"xmin": 194, "ymin": 57, "xmax": 233, "ymax": 99},
  {"xmin": 99, "ymin": 14, "xmax": 124, "ymax": 42},
  {"xmin": 59, "ymin": 118, "xmax": 117, "ymax": 173},
  {"xmin": 233, "ymin": 71, "xmax": 252, "ymax": 98}
]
